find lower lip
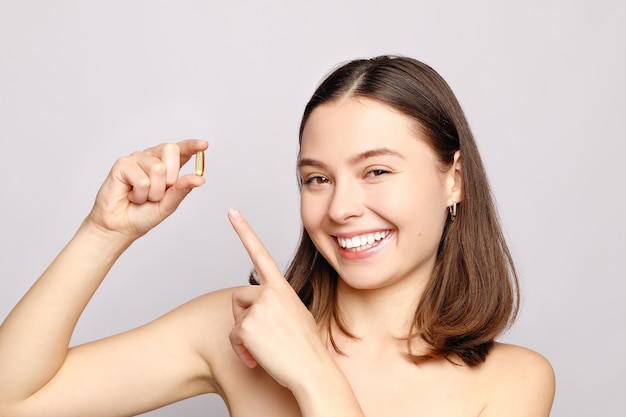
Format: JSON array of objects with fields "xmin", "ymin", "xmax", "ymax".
[{"xmin": 336, "ymin": 232, "xmax": 393, "ymax": 260}]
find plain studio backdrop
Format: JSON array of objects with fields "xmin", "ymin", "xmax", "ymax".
[{"xmin": 1, "ymin": 1, "xmax": 624, "ymax": 416}]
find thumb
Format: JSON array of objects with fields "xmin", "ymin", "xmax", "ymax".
[{"xmin": 159, "ymin": 174, "xmax": 205, "ymax": 217}]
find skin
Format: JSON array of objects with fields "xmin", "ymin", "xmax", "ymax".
[{"xmin": 0, "ymin": 98, "xmax": 555, "ymax": 417}]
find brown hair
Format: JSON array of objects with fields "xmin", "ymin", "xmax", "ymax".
[{"xmin": 282, "ymin": 56, "xmax": 519, "ymax": 366}]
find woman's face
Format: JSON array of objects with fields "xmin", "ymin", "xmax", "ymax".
[{"xmin": 299, "ymin": 97, "xmax": 461, "ymax": 292}]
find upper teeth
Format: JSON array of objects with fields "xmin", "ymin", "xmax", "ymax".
[{"xmin": 337, "ymin": 231, "xmax": 390, "ymax": 250}]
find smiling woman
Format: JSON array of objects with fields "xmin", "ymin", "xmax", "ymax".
[
  {"xmin": 289, "ymin": 57, "xmax": 522, "ymax": 366},
  {"xmin": 0, "ymin": 56, "xmax": 554, "ymax": 417}
]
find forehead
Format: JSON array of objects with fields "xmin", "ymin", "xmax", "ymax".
[{"xmin": 300, "ymin": 97, "xmax": 426, "ymax": 157}]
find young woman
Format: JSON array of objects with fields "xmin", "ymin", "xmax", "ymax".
[{"xmin": 0, "ymin": 56, "xmax": 555, "ymax": 417}]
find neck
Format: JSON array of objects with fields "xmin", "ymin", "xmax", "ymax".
[{"xmin": 333, "ymin": 274, "xmax": 428, "ymax": 344}]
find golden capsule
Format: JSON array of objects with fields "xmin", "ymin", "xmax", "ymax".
[{"xmin": 195, "ymin": 150, "xmax": 205, "ymax": 176}]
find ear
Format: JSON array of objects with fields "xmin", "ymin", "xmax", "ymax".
[{"xmin": 446, "ymin": 150, "xmax": 464, "ymax": 205}]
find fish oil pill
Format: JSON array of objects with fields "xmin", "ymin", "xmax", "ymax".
[{"xmin": 195, "ymin": 151, "xmax": 205, "ymax": 176}]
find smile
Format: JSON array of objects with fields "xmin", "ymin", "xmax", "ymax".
[{"xmin": 336, "ymin": 230, "xmax": 391, "ymax": 252}]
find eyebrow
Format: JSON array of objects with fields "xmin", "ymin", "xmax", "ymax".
[{"xmin": 298, "ymin": 147, "xmax": 405, "ymax": 169}]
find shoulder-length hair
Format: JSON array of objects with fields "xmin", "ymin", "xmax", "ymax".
[{"xmin": 281, "ymin": 55, "xmax": 519, "ymax": 367}]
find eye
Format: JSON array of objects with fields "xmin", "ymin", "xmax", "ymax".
[
  {"xmin": 365, "ymin": 169, "xmax": 390, "ymax": 178},
  {"xmin": 303, "ymin": 175, "xmax": 330, "ymax": 186}
]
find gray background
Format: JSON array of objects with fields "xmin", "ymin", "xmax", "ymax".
[{"xmin": 1, "ymin": 1, "xmax": 624, "ymax": 416}]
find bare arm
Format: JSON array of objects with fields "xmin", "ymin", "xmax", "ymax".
[{"xmin": 0, "ymin": 140, "xmax": 212, "ymax": 416}]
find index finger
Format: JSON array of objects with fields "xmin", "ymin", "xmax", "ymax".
[
  {"xmin": 143, "ymin": 140, "xmax": 208, "ymax": 185},
  {"xmin": 177, "ymin": 139, "xmax": 208, "ymax": 165},
  {"xmin": 228, "ymin": 208, "xmax": 286, "ymax": 287}
]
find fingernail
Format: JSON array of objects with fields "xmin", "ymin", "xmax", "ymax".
[{"xmin": 229, "ymin": 207, "xmax": 242, "ymax": 221}]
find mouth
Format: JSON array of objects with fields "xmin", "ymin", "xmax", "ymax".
[{"xmin": 335, "ymin": 230, "xmax": 392, "ymax": 252}]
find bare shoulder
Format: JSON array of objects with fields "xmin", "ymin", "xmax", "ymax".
[
  {"xmin": 482, "ymin": 342, "xmax": 554, "ymax": 378},
  {"xmin": 172, "ymin": 286, "xmax": 236, "ymax": 322},
  {"xmin": 477, "ymin": 342, "xmax": 555, "ymax": 417}
]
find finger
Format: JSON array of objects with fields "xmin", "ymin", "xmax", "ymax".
[
  {"xmin": 231, "ymin": 286, "xmax": 259, "ymax": 322},
  {"xmin": 131, "ymin": 152, "xmax": 168, "ymax": 202},
  {"xmin": 177, "ymin": 139, "xmax": 209, "ymax": 166},
  {"xmin": 159, "ymin": 143, "xmax": 180, "ymax": 186},
  {"xmin": 157, "ymin": 173, "xmax": 205, "ymax": 217},
  {"xmin": 229, "ymin": 287, "xmax": 259, "ymax": 368},
  {"xmin": 229, "ymin": 331, "xmax": 258, "ymax": 368},
  {"xmin": 144, "ymin": 140, "xmax": 208, "ymax": 185},
  {"xmin": 158, "ymin": 140, "xmax": 207, "ymax": 185},
  {"xmin": 104, "ymin": 156, "xmax": 140, "ymax": 202},
  {"xmin": 113, "ymin": 155, "xmax": 152, "ymax": 204},
  {"xmin": 228, "ymin": 208, "xmax": 286, "ymax": 287}
]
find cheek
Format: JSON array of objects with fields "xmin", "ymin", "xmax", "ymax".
[
  {"xmin": 300, "ymin": 194, "xmax": 332, "ymax": 256},
  {"xmin": 373, "ymin": 176, "xmax": 447, "ymax": 234},
  {"xmin": 300, "ymin": 193, "xmax": 322, "ymax": 230}
]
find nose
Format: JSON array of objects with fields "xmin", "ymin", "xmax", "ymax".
[{"xmin": 327, "ymin": 181, "xmax": 364, "ymax": 224}]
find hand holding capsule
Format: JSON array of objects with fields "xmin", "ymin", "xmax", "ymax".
[{"xmin": 87, "ymin": 139, "xmax": 208, "ymax": 240}]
